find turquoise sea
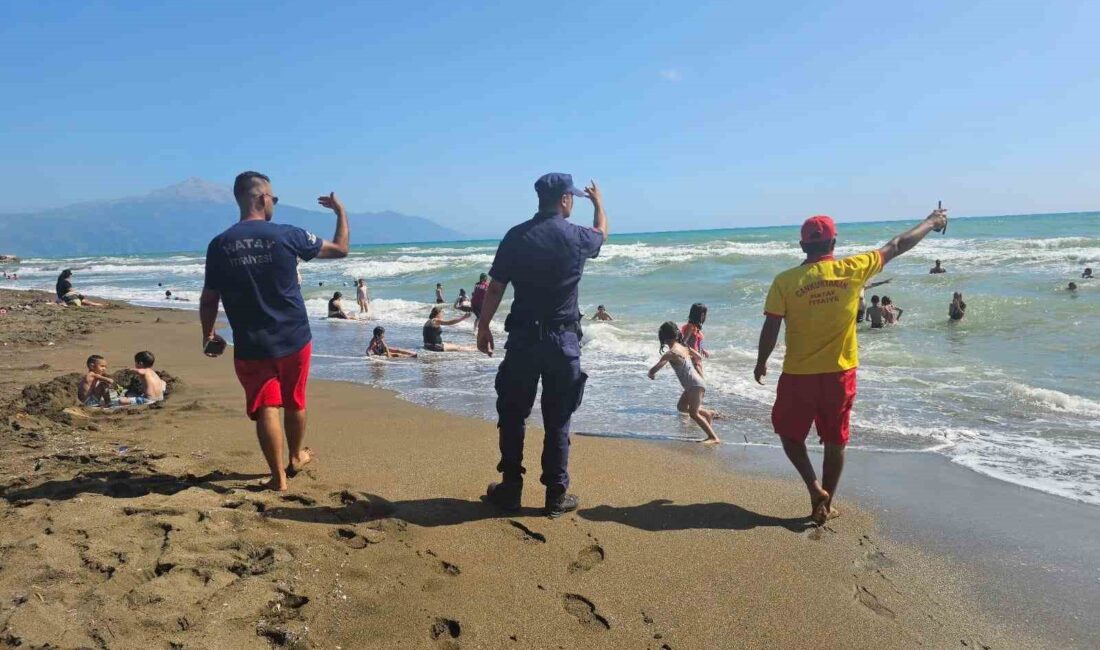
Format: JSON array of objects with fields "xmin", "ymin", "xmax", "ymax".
[{"xmin": 3, "ymin": 212, "xmax": 1097, "ymax": 504}]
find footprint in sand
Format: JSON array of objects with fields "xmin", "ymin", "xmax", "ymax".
[
  {"xmin": 507, "ymin": 520, "xmax": 546, "ymax": 543},
  {"xmin": 430, "ymin": 617, "xmax": 461, "ymax": 641},
  {"xmin": 568, "ymin": 544, "xmax": 605, "ymax": 574},
  {"xmin": 562, "ymin": 594, "xmax": 610, "ymax": 631},
  {"xmin": 854, "ymin": 584, "xmax": 895, "ymax": 619},
  {"xmin": 333, "ymin": 527, "xmax": 385, "ymax": 549}
]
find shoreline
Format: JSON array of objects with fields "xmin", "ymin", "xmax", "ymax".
[{"xmin": 0, "ymin": 290, "xmax": 1086, "ymax": 647}]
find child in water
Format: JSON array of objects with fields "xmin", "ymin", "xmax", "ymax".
[
  {"xmin": 367, "ymin": 326, "xmax": 418, "ymax": 359},
  {"xmin": 680, "ymin": 302, "xmax": 709, "ymax": 376},
  {"xmin": 648, "ymin": 321, "xmax": 720, "ymax": 444}
]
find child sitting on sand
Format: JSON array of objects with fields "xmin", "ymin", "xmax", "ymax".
[
  {"xmin": 129, "ymin": 350, "xmax": 166, "ymax": 402},
  {"xmin": 648, "ymin": 321, "xmax": 720, "ymax": 444},
  {"xmin": 367, "ymin": 326, "xmax": 418, "ymax": 359},
  {"xmin": 78, "ymin": 355, "xmax": 117, "ymax": 407}
]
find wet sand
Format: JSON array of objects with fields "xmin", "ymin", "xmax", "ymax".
[{"xmin": 0, "ymin": 289, "xmax": 1054, "ymax": 648}]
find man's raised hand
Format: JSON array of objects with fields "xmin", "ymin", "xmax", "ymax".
[
  {"xmin": 584, "ymin": 180, "xmax": 602, "ymax": 205},
  {"xmin": 929, "ymin": 207, "xmax": 948, "ymax": 233},
  {"xmin": 318, "ymin": 192, "xmax": 345, "ymax": 214}
]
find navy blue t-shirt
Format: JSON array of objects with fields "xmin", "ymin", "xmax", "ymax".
[
  {"xmin": 489, "ymin": 211, "xmax": 604, "ymax": 325},
  {"xmin": 203, "ymin": 220, "xmax": 323, "ymax": 360}
]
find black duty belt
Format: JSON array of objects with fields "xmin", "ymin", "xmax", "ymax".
[{"xmin": 504, "ymin": 314, "xmax": 581, "ymax": 336}]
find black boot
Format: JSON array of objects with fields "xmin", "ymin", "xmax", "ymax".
[
  {"xmin": 544, "ymin": 488, "xmax": 579, "ymax": 518},
  {"xmin": 485, "ymin": 480, "xmax": 522, "ymax": 512}
]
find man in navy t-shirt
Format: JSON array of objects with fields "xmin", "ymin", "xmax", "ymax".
[{"xmin": 200, "ymin": 171, "xmax": 350, "ymax": 491}]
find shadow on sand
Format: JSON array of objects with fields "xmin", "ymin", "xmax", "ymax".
[
  {"xmin": 578, "ymin": 499, "xmax": 812, "ymax": 533},
  {"xmin": 0, "ymin": 469, "xmax": 265, "ymax": 502},
  {"xmin": 263, "ymin": 494, "xmax": 546, "ymax": 527}
]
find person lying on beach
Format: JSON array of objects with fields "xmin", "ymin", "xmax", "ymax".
[
  {"xmin": 1081, "ymin": 268, "xmax": 1092, "ymax": 279},
  {"xmin": 129, "ymin": 350, "xmax": 166, "ymax": 402},
  {"xmin": 367, "ymin": 326, "xmax": 418, "ymax": 358},
  {"xmin": 591, "ymin": 305, "xmax": 614, "ymax": 321},
  {"xmin": 78, "ymin": 355, "xmax": 117, "ymax": 406},
  {"xmin": 881, "ymin": 296, "xmax": 903, "ymax": 324},
  {"xmin": 454, "ymin": 289, "xmax": 473, "ymax": 313},
  {"xmin": 753, "ymin": 208, "xmax": 947, "ymax": 524},
  {"xmin": 948, "ymin": 292, "xmax": 967, "ymax": 321},
  {"xmin": 327, "ymin": 292, "xmax": 351, "ymax": 319},
  {"xmin": 422, "ymin": 306, "xmax": 475, "ymax": 351},
  {"xmin": 648, "ymin": 321, "xmax": 719, "ymax": 444},
  {"xmin": 55, "ymin": 269, "xmax": 105, "ymax": 307},
  {"xmin": 930, "ymin": 259, "xmax": 946, "ymax": 274}
]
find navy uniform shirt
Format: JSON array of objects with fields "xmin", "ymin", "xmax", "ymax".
[
  {"xmin": 489, "ymin": 211, "xmax": 604, "ymax": 327},
  {"xmin": 203, "ymin": 220, "xmax": 323, "ymax": 360}
]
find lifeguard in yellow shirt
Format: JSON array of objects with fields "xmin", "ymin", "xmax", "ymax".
[{"xmin": 754, "ymin": 209, "xmax": 948, "ymax": 524}]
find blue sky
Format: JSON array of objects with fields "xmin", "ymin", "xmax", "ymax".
[{"xmin": 2, "ymin": 1, "xmax": 1098, "ymax": 236}]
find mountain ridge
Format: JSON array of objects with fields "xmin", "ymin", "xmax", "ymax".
[{"xmin": 0, "ymin": 179, "xmax": 465, "ymax": 256}]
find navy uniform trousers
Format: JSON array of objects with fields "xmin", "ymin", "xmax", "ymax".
[{"xmin": 494, "ymin": 328, "xmax": 587, "ymax": 492}]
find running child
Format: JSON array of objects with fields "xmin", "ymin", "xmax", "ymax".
[
  {"xmin": 367, "ymin": 326, "xmax": 418, "ymax": 358},
  {"xmin": 680, "ymin": 303, "xmax": 709, "ymax": 375},
  {"xmin": 648, "ymin": 321, "xmax": 720, "ymax": 444}
]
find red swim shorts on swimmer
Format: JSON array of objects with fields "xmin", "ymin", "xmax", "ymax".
[
  {"xmin": 771, "ymin": 368, "xmax": 857, "ymax": 446},
  {"xmin": 233, "ymin": 342, "xmax": 312, "ymax": 420}
]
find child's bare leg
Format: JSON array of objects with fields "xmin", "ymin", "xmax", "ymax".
[
  {"xmin": 676, "ymin": 391, "xmax": 690, "ymax": 414},
  {"xmin": 686, "ymin": 388, "xmax": 719, "ymax": 443}
]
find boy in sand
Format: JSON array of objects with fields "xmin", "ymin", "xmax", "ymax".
[
  {"xmin": 754, "ymin": 208, "xmax": 947, "ymax": 524},
  {"xmin": 78, "ymin": 355, "xmax": 117, "ymax": 406},
  {"xmin": 131, "ymin": 351, "xmax": 166, "ymax": 402}
]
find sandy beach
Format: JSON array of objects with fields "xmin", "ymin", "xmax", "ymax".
[{"xmin": 0, "ymin": 289, "xmax": 1066, "ymax": 648}]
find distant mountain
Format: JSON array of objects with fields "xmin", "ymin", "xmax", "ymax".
[{"xmin": 0, "ymin": 178, "xmax": 465, "ymax": 257}]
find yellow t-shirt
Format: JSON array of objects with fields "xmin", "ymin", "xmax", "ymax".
[{"xmin": 764, "ymin": 251, "xmax": 883, "ymax": 375}]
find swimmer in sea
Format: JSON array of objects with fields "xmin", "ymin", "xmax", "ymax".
[
  {"xmin": 881, "ymin": 296, "xmax": 903, "ymax": 324},
  {"xmin": 930, "ymin": 259, "xmax": 946, "ymax": 274},
  {"xmin": 948, "ymin": 292, "xmax": 966, "ymax": 321},
  {"xmin": 1082, "ymin": 268, "xmax": 1093, "ymax": 279},
  {"xmin": 866, "ymin": 295, "xmax": 884, "ymax": 329},
  {"xmin": 857, "ymin": 279, "xmax": 891, "ymax": 323},
  {"xmin": 327, "ymin": 292, "xmax": 352, "ymax": 319},
  {"xmin": 367, "ymin": 326, "xmax": 417, "ymax": 358},
  {"xmin": 648, "ymin": 321, "xmax": 719, "ymax": 444},
  {"xmin": 1067, "ymin": 282, "xmax": 1078, "ymax": 292},
  {"xmin": 591, "ymin": 305, "xmax": 614, "ymax": 321}
]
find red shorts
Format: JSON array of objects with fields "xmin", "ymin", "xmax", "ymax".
[
  {"xmin": 771, "ymin": 368, "xmax": 857, "ymax": 446},
  {"xmin": 233, "ymin": 342, "xmax": 312, "ymax": 420}
]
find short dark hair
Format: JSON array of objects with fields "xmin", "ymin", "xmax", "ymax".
[
  {"xmin": 881, "ymin": 296, "xmax": 892, "ymax": 305},
  {"xmin": 60, "ymin": 269, "xmax": 72, "ymax": 279},
  {"xmin": 479, "ymin": 273, "xmax": 488, "ymax": 281},
  {"xmin": 870, "ymin": 295, "xmax": 880, "ymax": 304},
  {"xmin": 430, "ymin": 306, "xmax": 443, "ymax": 318},
  {"xmin": 134, "ymin": 351, "xmax": 155, "ymax": 367},
  {"xmin": 333, "ymin": 291, "xmax": 342, "ymax": 299},
  {"xmin": 233, "ymin": 171, "xmax": 270, "ymax": 203},
  {"xmin": 800, "ymin": 238, "xmax": 835, "ymax": 256},
  {"xmin": 86, "ymin": 354, "xmax": 104, "ymax": 368},
  {"xmin": 372, "ymin": 326, "xmax": 385, "ymax": 337}
]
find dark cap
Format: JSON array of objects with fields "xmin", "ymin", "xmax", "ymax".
[{"xmin": 534, "ymin": 173, "xmax": 586, "ymax": 200}]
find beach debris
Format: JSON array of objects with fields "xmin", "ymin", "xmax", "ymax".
[{"xmin": 429, "ymin": 617, "xmax": 461, "ymax": 640}]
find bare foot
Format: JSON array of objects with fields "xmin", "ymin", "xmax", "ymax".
[
  {"xmin": 700, "ymin": 437, "xmax": 721, "ymax": 445},
  {"xmin": 810, "ymin": 489, "xmax": 830, "ymax": 525},
  {"xmin": 260, "ymin": 477, "xmax": 288, "ymax": 492},
  {"xmin": 286, "ymin": 447, "xmax": 315, "ymax": 477},
  {"xmin": 826, "ymin": 505, "xmax": 841, "ymax": 520}
]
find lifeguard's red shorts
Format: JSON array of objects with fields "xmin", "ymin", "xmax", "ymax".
[
  {"xmin": 233, "ymin": 342, "xmax": 312, "ymax": 420},
  {"xmin": 771, "ymin": 368, "xmax": 857, "ymax": 446}
]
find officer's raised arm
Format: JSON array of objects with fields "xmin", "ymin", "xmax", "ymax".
[{"xmin": 585, "ymin": 180, "xmax": 609, "ymax": 241}]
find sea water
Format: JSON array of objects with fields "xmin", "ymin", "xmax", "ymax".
[{"xmin": 4, "ymin": 212, "xmax": 1098, "ymax": 504}]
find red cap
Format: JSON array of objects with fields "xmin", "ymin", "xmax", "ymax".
[{"xmin": 800, "ymin": 215, "xmax": 837, "ymax": 243}]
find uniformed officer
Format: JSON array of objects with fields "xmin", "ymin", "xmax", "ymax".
[{"xmin": 476, "ymin": 173, "xmax": 609, "ymax": 517}]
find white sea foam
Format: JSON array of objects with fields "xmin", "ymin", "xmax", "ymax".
[{"xmin": 1007, "ymin": 383, "xmax": 1100, "ymax": 418}]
